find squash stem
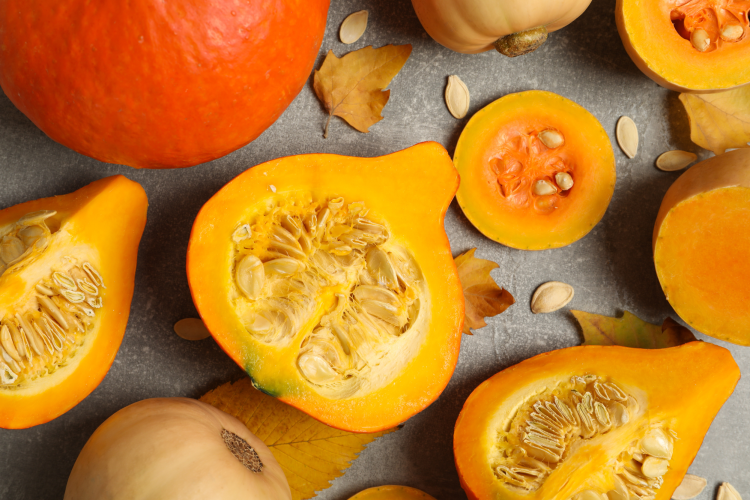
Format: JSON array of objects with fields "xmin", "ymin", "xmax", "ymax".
[{"xmin": 494, "ymin": 26, "xmax": 548, "ymax": 57}]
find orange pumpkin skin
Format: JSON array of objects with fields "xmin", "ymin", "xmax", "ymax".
[
  {"xmin": 616, "ymin": 0, "xmax": 750, "ymax": 92},
  {"xmin": 0, "ymin": 176, "xmax": 147, "ymax": 428},
  {"xmin": 653, "ymin": 149, "xmax": 750, "ymax": 345},
  {"xmin": 454, "ymin": 91, "xmax": 616, "ymax": 250},
  {"xmin": 187, "ymin": 143, "xmax": 464, "ymax": 432},
  {"xmin": 0, "ymin": 0, "xmax": 329, "ymax": 169},
  {"xmin": 348, "ymin": 485, "xmax": 437, "ymax": 500},
  {"xmin": 454, "ymin": 342, "xmax": 739, "ymax": 500},
  {"xmin": 64, "ymin": 398, "xmax": 291, "ymax": 500}
]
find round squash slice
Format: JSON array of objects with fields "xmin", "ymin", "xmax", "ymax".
[
  {"xmin": 454, "ymin": 341, "xmax": 739, "ymax": 500},
  {"xmin": 616, "ymin": 0, "xmax": 750, "ymax": 91},
  {"xmin": 187, "ymin": 142, "xmax": 464, "ymax": 432},
  {"xmin": 349, "ymin": 485, "xmax": 437, "ymax": 500},
  {"xmin": 64, "ymin": 398, "xmax": 291, "ymax": 500},
  {"xmin": 0, "ymin": 176, "xmax": 148, "ymax": 428},
  {"xmin": 454, "ymin": 91, "xmax": 616, "ymax": 250},
  {"xmin": 653, "ymin": 149, "xmax": 750, "ymax": 345}
]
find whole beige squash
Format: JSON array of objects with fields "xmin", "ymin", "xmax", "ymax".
[
  {"xmin": 411, "ymin": 0, "xmax": 592, "ymax": 56},
  {"xmin": 64, "ymin": 398, "xmax": 291, "ymax": 500}
]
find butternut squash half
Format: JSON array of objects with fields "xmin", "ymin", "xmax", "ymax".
[
  {"xmin": 0, "ymin": 176, "xmax": 148, "ymax": 428},
  {"xmin": 454, "ymin": 342, "xmax": 739, "ymax": 500},
  {"xmin": 187, "ymin": 143, "xmax": 463, "ymax": 432},
  {"xmin": 617, "ymin": 0, "xmax": 750, "ymax": 91},
  {"xmin": 454, "ymin": 91, "xmax": 616, "ymax": 250},
  {"xmin": 653, "ymin": 149, "xmax": 750, "ymax": 345}
]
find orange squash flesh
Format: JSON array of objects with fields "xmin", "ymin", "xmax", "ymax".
[
  {"xmin": 454, "ymin": 342, "xmax": 740, "ymax": 500},
  {"xmin": 349, "ymin": 485, "xmax": 437, "ymax": 500},
  {"xmin": 187, "ymin": 143, "xmax": 464, "ymax": 432},
  {"xmin": 454, "ymin": 90, "xmax": 616, "ymax": 250},
  {"xmin": 0, "ymin": 176, "xmax": 148, "ymax": 428},
  {"xmin": 616, "ymin": 0, "xmax": 750, "ymax": 92},
  {"xmin": 654, "ymin": 149, "xmax": 750, "ymax": 345}
]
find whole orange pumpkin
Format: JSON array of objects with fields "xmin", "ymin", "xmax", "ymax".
[{"xmin": 0, "ymin": 0, "xmax": 329, "ymax": 169}]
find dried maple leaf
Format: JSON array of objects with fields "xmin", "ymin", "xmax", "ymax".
[
  {"xmin": 455, "ymin": 248, "xmax": 514, "ymax": 334},
  {"xmin": 200, "ymin": 378, "xmax": 396, "ymax": 500},
  {"xmin": 679, "ymin": 87, "xmax": 750, "ymax": 155},
  {"xmin": 572, "ymin": 310, "xmax": 696, "ymax": 348},
  {"xmin": 313, "ymin": 44, "xmax": 412, "ymax": 138}
]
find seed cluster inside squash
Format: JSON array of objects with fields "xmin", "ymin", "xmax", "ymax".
[{"xmin": 230, "ymin": 193, "xmax": 428, "ymax": 400}]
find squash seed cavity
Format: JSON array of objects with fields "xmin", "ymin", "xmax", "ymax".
[
  {"xmin": 232, "ymin": 195, "xmax": 427, "ymax": 400},
  {"xmin": 493, "ymin": 375, "xmax": 676, "ymax": 500},
  {"xmin": 0, "ymin": 211, "xmax": 105, "ymax": 388},
  {"xmin": 491, "ymin": 128, "xmax": 573, "ymax": 214},
  {"xmin": 671, "ymin": 0, "xmax": 748, "ymax": 53}
]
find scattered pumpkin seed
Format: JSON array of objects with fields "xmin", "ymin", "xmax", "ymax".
[
  {"xmin": 691, "ymin": 29, "xmax": 711, "ymax": 52},
  {"xmin": 174, "ymin": 318, "xmax": 211, "ymax": 341},
  {"xmin": 339, "ymin": 10, "xmax": 368, "ymax": 45},
  {"xmin": 672, "ymin": 474, "xmax": 707, "ymax": 500},
  {"xmin": 445, "ymin": 75, "xmax": 470, "ymax": 119},
  {"xmin": 530, "ymin": 281, "xmax": 574, "ymax": 313},
  {"xmin": 539, "ymin": 129, "xmax": 564, "ymax": 148},
  {"xmin": 718, "ymin": 483, "xmax": 742, "ymax": 500},
  {"xmin": 616, "ymin": 116, "xmax": 638, "ymax": 159},
  {"xmin": 656, "ymin": 150, "xmax": 697, "ymax": 171}
]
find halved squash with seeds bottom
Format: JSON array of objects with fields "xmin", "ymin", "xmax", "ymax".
[
  {"xmin": 0, "ymin": 176, "xmax": 147, "ymax": 428},
  {"xmin": 454, "ymin": 342, "xmax": 739, "ymax": 500},
  {"xmin": 454, "ymin": 91, "xmax": 616, "ymax": 250},
  {"xmin": 187, "ymin": 142, "xmax": 464, "ymax": 432}
]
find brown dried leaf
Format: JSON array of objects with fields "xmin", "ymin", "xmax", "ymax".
[
  {"xmin": 201, "ymin": 378, "xmax": 397, "ymax": 500},
  {"xmin": 572, "ymin": 310, "xmax": 696, "ymax": 348},
  {"xmin": 313, "ymin": 44, "xmax": 412, "ymax": 138},
  {"xmin": 455, "ymin": 248, "xmax": 514, "ymax": 334},
  {"xmin": 679, "ymin": 87, "xmax": 750, "ymax": 155}
]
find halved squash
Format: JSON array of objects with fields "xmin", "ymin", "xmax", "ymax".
[
  {"xmin": 454, "ymin": 341, "xmax": 739, "ymax": 500},
  {"xmin": 454, "ymin": 90, "xmax": 616, "ymax": 250},
  {"xmin": 349, "ymin": 485, "xmax": 437, "ymax": 500},
  {"xmin": 0, "ymin": 176, "xmax": 148, "ymax": 428},
  {"xmin": 616, "ymin": 0, "xmax": 750, "ymax": 92},
  {"xmin": 187, "ymin": 142, "xmax": 464, "ymax": 432},
  {"xmin": 653, "ymin": 148, "xmax": 750, "ymax": 345}
]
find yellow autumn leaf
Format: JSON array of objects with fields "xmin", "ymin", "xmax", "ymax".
[
  {"xmin": 313, "ymin": 44, "xmax": 412, "ymax": 138},
  {"xmin": 679, "ymin": 87, "xmax": 750, "ymax": 155},
  {"xmin": 455, "ymin": 248, "xmax": 514, "ymax": 334},
  {"xmin": 200, "ymin": 378, "xmax": 397, "ymax": 500},
  {"xmin": 572, "ymin": 310, "xmax": 696, "ymax": 348}
]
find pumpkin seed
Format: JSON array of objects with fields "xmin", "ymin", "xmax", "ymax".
[
  {"xmin": 718, "ymin": 483, "xmax": 742, "ymax": 500},
  {"xmin": 533, "ymin": 179, "xmax": 557, "ymax": 196},
  {"xmin": 531, "ymin": 281, "xmax": 574, "ymax": 313},
  {"xmin": 235, "ymin": 254, "xmax": 265, "ymax": 299},
  {"xmin": 616, "ymin": 116, "xmax": 638, "ymax": 159},
  {"xmin": 656, "ymin": 150, "xmax": 697, "ymax": 171},
  {"xmin": 339, "ymin": 10, "xmax": 368, "ymax": 44},
  {"xmin": 640, "ymin": 428, "xmax": 673, "ymax": 459},
  {"xmin": 640, "ymin": 457, "xmax": 668, "ymax": 478},
  {"xmin": 672, "ymin": 474, "xmax": 707, "ymax": 499},
  {"xmin": 691, "ymin": 29, "xmax": 711, "ymax": 51},
  {"xmin": 721, "ymin": 24, "xmax": 744, "ymax": 41},
  {"xmin": 539, "ymin": 129, "xmax": 564, "ymax": 149},
  {"xmin": 174, "ymin": 318, "xmax": 211, "ymax": 341},
  {"xmin": 555, "ymin": 172, "xmax": 574, "ymax": 191},
  {"xmin": 445, "ymin": 75, "xmax": 470, "ymax": 119}
]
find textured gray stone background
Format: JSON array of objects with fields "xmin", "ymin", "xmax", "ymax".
[{"xmin": 0, "ymin": 0, "xmax": 748, "ymax": 498}]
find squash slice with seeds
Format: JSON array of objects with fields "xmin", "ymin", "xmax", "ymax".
[
  {"xmin": 187, "ymin": 142, "xmax": 463, "ymax": 432},
  {"xmin": 0, "ymin": 175, "xmax": 148, "ymax": 428},
  {"xmin": 454, "ymin": 342, "xmax": 739, "ymax": 500}
]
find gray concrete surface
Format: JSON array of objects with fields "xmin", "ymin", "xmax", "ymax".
[{"xmin": 0, "ymin": 0, "xmax": 748, "ymax": 498}]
